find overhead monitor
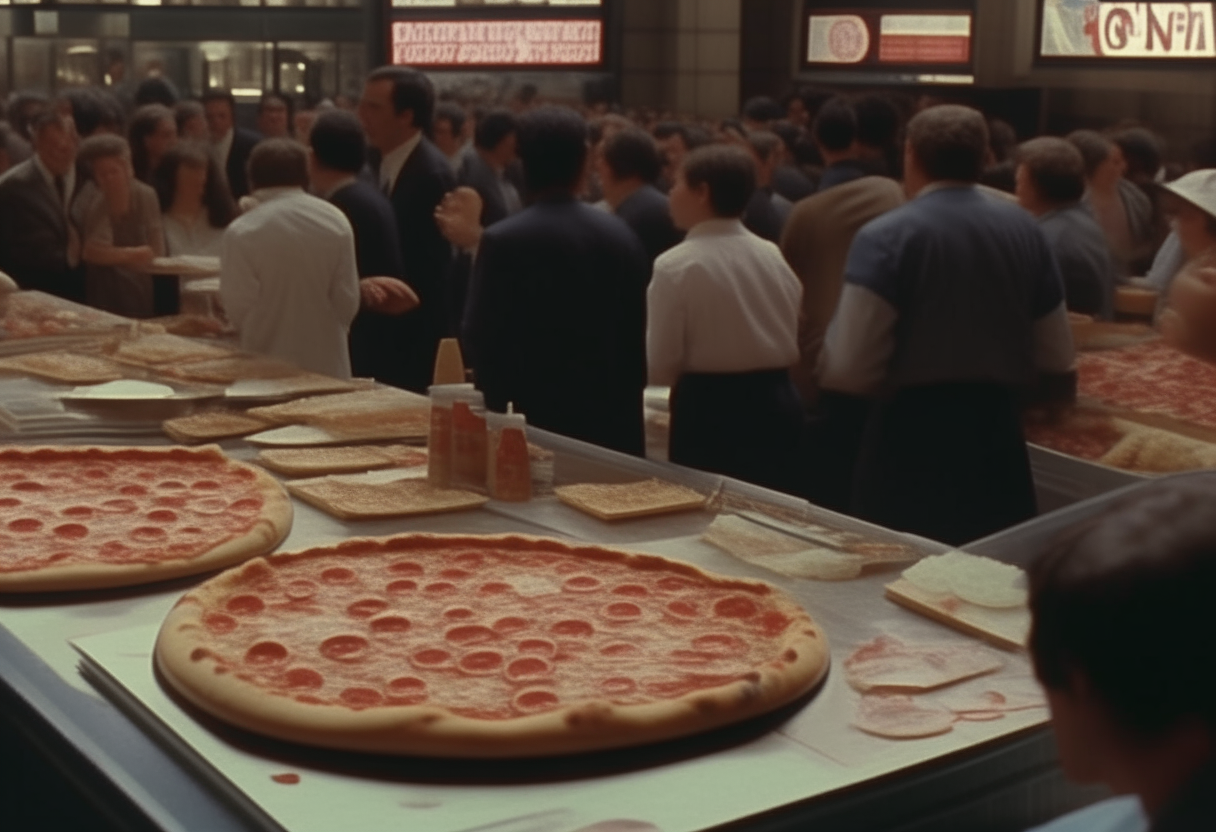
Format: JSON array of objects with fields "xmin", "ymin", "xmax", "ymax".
[
  {"xmin": 804, "ymin": 8, "xmax": 973, "ymax": 72},
  {"xmin": 393, "ymin": 0, "xmax": 601, "ymax": 7},
  {"xmin": 391, "ymin": 19, "xmax": 604, "ymax": 66},
  {"xmin": 1039, "ymin": 0, "xmax": 1216, "ymax": 60}
]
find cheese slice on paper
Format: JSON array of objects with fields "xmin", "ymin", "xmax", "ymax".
[
  {"xmin": 853, "ymin": 695, "xmax": 956, "ymax": 740},
  {"xmin": 843, "ymin": 635, "xmax": 1004, "ymax": 693}
]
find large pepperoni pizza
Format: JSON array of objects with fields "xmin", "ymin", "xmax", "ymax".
[
  {"xmin": 1078, "ymin": 340, "xmax": 1216, "ymax": 431},
  {"xmin": 0, "ymin": 445, "xmax": 292, "ymax": 593},
  {"xmin": 155, "ymin": 533, "xmax": 829, "ymax": 758}
]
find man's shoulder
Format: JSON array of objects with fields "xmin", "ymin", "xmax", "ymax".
[
  {"xmin": 0, "ymin": 158, "xmax": 36, "ymax": 192},
  {"xmin": 232, "ymin": 128, "xmax": 262, "ymax": 150},
  {"xmin": 619, "ymin": 184, "xmax": 668, "ymax": 217},
  {"xmin": 408, "ymin": 139, "xmax": 457, "ymax": 182},
  {"xmin": 488, "ymin": 200, "xmax": 640, "ymax": 252}
]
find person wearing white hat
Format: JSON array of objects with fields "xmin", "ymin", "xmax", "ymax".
[{"xmin": 1159, "ymin": 170, "xmax": 1216, "ymax": 363}]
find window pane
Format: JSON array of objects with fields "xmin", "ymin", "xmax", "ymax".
[
  {"xmin": 198, "ymin": 41, "xmax": 267, "ymax": 96},
  {"xmin": 338, "ymin": 41, "xmax": 366, "ymax": 102},
  {"xmin": 276, "ymin": 41, "xmax": 336, "ymax": 102},
  {"xmin": 56, "ymin": 38, "xmax": 103, "ymax": 89},
  {"xmin": 12, "ymin": 38, "xmax": 53, "ymax": 95},
  {"xmin": 131, "ymin": 41, "xmax": 198, "ymax": 98}
]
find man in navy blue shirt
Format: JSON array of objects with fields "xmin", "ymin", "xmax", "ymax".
[{"xmin": 809, "ymin": 104, "xmax": 1076, "ymax": 545}]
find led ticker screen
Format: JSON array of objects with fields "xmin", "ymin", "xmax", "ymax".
[
  {"xmin": 806, "ymin": 9, "xmax": 973, "ymax": 66},
  {"xmin": 1040, "ymin": 1, "xmax": 1215, "ymax": 60},
  {"xmin": 391, "ymin": 19, "xmax": 603, "ymax": 66}
]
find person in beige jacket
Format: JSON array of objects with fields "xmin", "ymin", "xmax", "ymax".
[{"xmin": 779, "ymin": 175, "xmax": 904, "ymax": 407}]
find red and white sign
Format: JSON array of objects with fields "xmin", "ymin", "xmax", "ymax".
[
  {"xmin": 1041, "ymin": 0, "xmax": 1216, "ymax": 59},
  {"xmin": 807, "ymin": 14, "xmax": 872, "ymax": 63},
  {"xmin": 391, "ymin": 19, "xmax": 603, "ymax": 66},
  {"xmin": 878, "ymin": 14, "xmax": 972, "ymax": 64}
]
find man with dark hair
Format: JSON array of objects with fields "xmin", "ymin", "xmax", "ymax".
[
  {"xmin": 742, "ymin": 131, "xmax": 792, "ymax": 243},
  {"xmin": 307, "ymin": 109, "xmax": 418, "ymax": 348},
  {"xmin": 1017, "ymin": 137, "xmax": 1116, "ymax": 319},
  {"xmin": 597, "ymin": 127, "xmax": 682, "ymax": 266},
  {"xmin": 813, "ymin": 96, "xmax": 866, "ymax": 193},
  {"xmin": 653, "ymin": 121, "xmax": 711, "ymax": 191},
  {"xmin": 1068, "ymin": 129, "xmax": 1154, "ymax": 277},
  {"xmin": 358, "ymin": 66, "xmax": 456, "ymax": 391},
  {"xmin": 432, "ymin": 101, "xmax": 468, "ymax": 172},
  {"xmin": 458, "ymin": 109, "xmax": 521, "ymax": 229},
  {"xmin": 810, "ymin": 105, "xmax": 1076, "ymax": 544},
  {"xmin": 0, "ymin": 111, "xmax": 83, "ymax": 301},
  {"xmin": 1026, "ymin": 474, "xmax": 1216, "ymax": 832},
  {"xmin": 649, "ymin": 144, "xmax": 803, "ymax": 491},
  {"xmin": 769, "ymin": 120, "xmax": 816, "ymax": 201},
  {"xmin": 741, "ymin": 96, "xmax": 784, "ymax": 132},
  {"xmin": 202, "ymin": 90, "xmax": 260, "ymax": 198},
  {"xmin": 463, "ymin": 106, "xmax": 649, "ymax": 456},
  {"xmin": 854, "ymin": 93, "xmax": 902, "ymax": 177},
  {"xmin": 256, "ymin": 93, "xmax": 292, "ymax": 139},
  {"xmin": 220, "ymin": 138, "xmax": 360, "ymax": 378}
]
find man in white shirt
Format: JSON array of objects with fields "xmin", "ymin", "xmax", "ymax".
[
  {"xmin": 648, "ymin": 144, "xmax": 804, "ymax": 492},
  {"xmin": 220, "ymin": 139, "xmax": 361, "ymax": 379}
]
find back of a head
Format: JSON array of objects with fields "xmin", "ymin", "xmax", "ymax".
[
  {"xmin": 78, "ymin": 133, "xmax": 130, "ymax": 168},
  {"xmin": 174, "ymin": 100, "xmax": 205, "ymax": 133},
  {"xmin": 906, "ymin": 104, "xmax": 989, "ymax": 183},
  {"xmin": 854, "ymin": 94, "xmax": 900, "ymax": 149},
  {"xmin": 9, "ymin": 93, "xmax": 51, "ymax": 140},
  {"xmin": 135, "ymin": 77, "xmax": 178, "ymax": 109},
  {"xmin": 130, "ymin": 103, "xmax": 172, "ymax": 141},
  {"xmin": 1066, "ymin": 130, "xmax": 1115, "ymax": 178},
  {"xmin": 1114, "ymin": 127, "xmax": 1163, "ymax": 180},
  {"xmin": 602, "ymin": 127, "xmax": 661, "ymax": 184},
  {"xmin": 516, "ymin": 106, "xmax": 587, "ymax": 196},
  {"xmin": 812, "ymin": 96, "xmax": 857, "ymax": 153},
  {"xmin": 988, "ymin": 118, "xmax": 1018, "ymax": 163},
  {"xmin": 435, "ymin": 102, "xmax": 466, "ymax": 135},
  {"xmin": 742, "ymin": 96, "xmax": 783, "ymax": 126},
  {"xmin": 1018, "ymin": 137, "xmax": 1086, "ymax": 206},
  {"xmin": 474, "ymin": 109, "xmax": 516, "ymax": 152},
  {"xmin": 248, "ymin": 138, "xmax": 309, "ymax": 191},
  {"xmin": 682, "ymin": 144, "xmax": 756, "ymax": 218},
  {"xmin": 309, "ymin": 110, "xmax": 366, "ymax": 174},
  {"xmin": 1030, "ymin": 474, "xmax": 1216, "ymax": 738},
  {"xmin": 367, "ymin": 66, "xmax": 436, "ymax": 132},
  {"xmin": 62, "ymin": 89, "xmax": 113, "ymax": 138},
  {"xmin": 746, "ymin": 131, "xmax": 783, "ymax": 165}
]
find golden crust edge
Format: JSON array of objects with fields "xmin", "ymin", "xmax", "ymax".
[
  {"xmin": 0, "ymin": 445, "xmax": 293, "ymax": 593},
  {"xmin": 153, "ymin": 532, "xmax": 829, "ymax": 757}
]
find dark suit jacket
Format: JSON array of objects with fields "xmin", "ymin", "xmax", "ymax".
[
  {"xmin": 462, "ymin": 195, "xmax": 648, "ymax": 456},
  {"xmin": 614, "ymin": 183, "xmax": 683, "ymax": 268},
  {"xmin": 225, "ymin": 128, "xmax": 261, "ymax": 200},
  {"xmin": 457, "ymin": 151, "xmax": 513, "ymax": 228},
  {"xmin": 743, "ymin": 187, "xmax": 785, "ymax": 243},
  {"xmin": 0, "ymin": 158, "xmax": 83, "ymax": 302},
  {"xmin": 381, "ymin": 136, "xmax": 457, "ymax": 392}
]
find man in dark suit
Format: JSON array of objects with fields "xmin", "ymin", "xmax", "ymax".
[
  {"xmin": 202, "ymin": 91, "xmax": 260, "ymax": 199},
  {"xmin": 458, "ymin": 109, "xmax": 520, "ymax": 228},
  {"xmin": 306, "ymin": 109, "xmax": 420, "ymax": 378},
  {"xmin": 597, "ymin": 127, "xmax": 683, "ymax": 268},
  {"xmin": 0, "ymin": 110, "xmax": 83, "ymax": 302},
  {"xmin": 358, "ymin": 66, "xmax": 456, "ymax": 392},
  {"xmin": 463, "ymin": 107, "xmax": 649, "ymax": 456}
]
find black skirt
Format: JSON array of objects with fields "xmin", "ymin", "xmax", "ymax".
[
  {"xmin": 669, "ymin": 368, "xmax": 804, "ymax": 494},
  {"xmin": 852, "ymin": 382, "xmax": 1037, "ymax": 546}
]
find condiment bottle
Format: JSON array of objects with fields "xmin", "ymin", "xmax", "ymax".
[
  {"xmin": 487, "ymin": 405, "xmax": 531, "ymax": 502},
  {"xmin": 427, "ymin": 383, "xmax": 473, "ymax": 487},
  {"xmin": 451, "ymin": 388, "xmax": 488, "ymax": 490}
]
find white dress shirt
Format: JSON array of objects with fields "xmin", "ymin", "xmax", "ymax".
[
  {"xmin": 647, "ymin": 218, "xmax": 802, "ymax": 386},
  {"xmin": 162, "ymin": 212, "xmax": 224, "ymax": 258},
  {"xmin": 379, "ymin": 132, "xmax": 422, "ymax": 194},
  {"xmin": 220, "ymin": 187, "xmax": 361, "ymax": 378}
]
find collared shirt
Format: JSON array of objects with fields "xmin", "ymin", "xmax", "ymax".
[
  {"xmin": 220, "ymin": 187, "xmax": 361, "ymax": 378},
  {"xmin": 647, "ymin": 217, "xmax": 801, "ymax": 386},
  {"xmin": 213, "ymin": 128, "xmax": 234, "ymax": 167},
  {"xmin": 819, "ymin": 183, "xmax": 1074, "ymax": 397},
  {"xmin": 379, "ymin": 132, "xmax": 423, "ymax": 195}
]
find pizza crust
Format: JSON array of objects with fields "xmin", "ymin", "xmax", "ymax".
[
  {"xmin": 162, "ymin": 411, "xmax": 269, "ymax": 444},
  {"xmin": 285, "ymin": 477, "xmax": 488, "ymax": 520},
  {"xmin": 0, "ymin": 351, "xmax": 125, "ymax": 384},
  {"xmin": 0, "ymin": 445, "xmax": 293, "ymax": 593},
  {"xmin": 155, "ymin": 533, "xmax": 829, "ymax": 758}
]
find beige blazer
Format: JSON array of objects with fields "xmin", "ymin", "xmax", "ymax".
[{"xmin": 780, "ymin": 176, "xmax": 906, "ymax": 404}]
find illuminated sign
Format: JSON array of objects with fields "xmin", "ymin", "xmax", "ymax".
[
  {"xmin": 391, "ymin": 19, "xmax": 603, "ymax": 66},
  {"xmin": 806, "ymin": 10, "xmax": 972, "ymax": 65},
  {"xmin": 1041, "ymin": 0, "xmax": 1216, "ymax": 59},
  {"xmin": 393, "ymin": 0, "xmax": 600, "ymax": 7}
]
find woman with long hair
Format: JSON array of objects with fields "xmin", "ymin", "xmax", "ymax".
[
  {"xmin": 128, "ymin": 103, "xmax": 177, "ymax": 185},
  {"xmin": 155, "ymin": 141, "xmax": 236, "ymax": 258}
]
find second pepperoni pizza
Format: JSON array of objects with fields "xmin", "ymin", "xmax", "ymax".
[{"xmin": 156, "ymin": 533, "xmax": 828, "ymax": 758}]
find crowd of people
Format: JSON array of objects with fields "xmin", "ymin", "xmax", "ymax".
[
  {"xmin": 1, "ymin": 72, "xmax": 1215, "ymax": 832},
  {"xmin": 2, "ymin": 75, "xmax": 1216, "ymax": 541}
]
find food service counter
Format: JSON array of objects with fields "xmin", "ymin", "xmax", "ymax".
[{"xmin": 0, "ymin": 422, "xmax": 1109, "ymax": 832}]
